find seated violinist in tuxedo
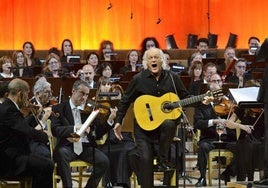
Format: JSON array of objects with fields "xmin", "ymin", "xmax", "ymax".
[
  {"xmin": 25, "ymin": 76, "xmax": 53, "ymax": 159},
  {"xmin": 194, "ymin": 73, "xmax": 252, "ymax": 187},
  {"xmin": 50, "ymin": 79, "xmax": 117, "ymax": 188}
]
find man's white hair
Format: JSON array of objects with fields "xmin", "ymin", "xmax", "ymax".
[
  {"xmin": 33, "ymin": 77, "xmax": 51, "ymax": 95},
  {"xmin": 142, "ymin": 48, "xmax": 167, "ymax": 69}
]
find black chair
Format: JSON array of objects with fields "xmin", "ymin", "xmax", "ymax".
[
  {"xmin": 226, "ymin": 33, "xmax": 238, "ymax": 48},
  {"xmin": 208, "ymin": 33, "xmax": 218, "ymax": 48},
  {"xmin": 187, "ymin": 34, "xmax": 198, "ymax": 48},
  {"xmin": 165, "ymin": 34, "xmax": 178, "ymax": 49}
]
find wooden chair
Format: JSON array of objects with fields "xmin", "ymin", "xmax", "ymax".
[
  {"xmin": 0, "ymin": 177, "xmax": 32, "ymax": 188},
  {"xmin": 207, "ymin": 149, "xmax": 233, "ymax": 186},
  {"xmin": 47, "ymin": 120, "xmax": 92, "ymax": 188}
]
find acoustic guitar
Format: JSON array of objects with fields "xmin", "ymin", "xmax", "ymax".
[{"xmin": 133, "ymin": 90, "xmax": 222, "ymax": 131}]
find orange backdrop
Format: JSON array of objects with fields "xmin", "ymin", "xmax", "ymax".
[{"xmin": 0, "ymin": 0, "xmax": 267, "ymax": 50}]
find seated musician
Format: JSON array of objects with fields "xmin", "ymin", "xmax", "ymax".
[
  {"xmin": 71, "ymin": 64, "xmax": 97, "ymax": 89},
  {"xmin": 120, "ymin": 49, "xmax": 142, "ymax": 75},
  {"xmin": 0, "ymin": 78, "xmax": 54, "ymax": 188},
  {"xmin": 42, "ymin": 53, "xmax": 67, "ymax": 78},
  {"xmin": 96, "ymin": 79, "xmax": 135, "ymax": 188},
  {"xmin": 50, "ymin": 79, "xmax": 117, "ymax": 188},
  {"xmin": 194, "ymin": 73, "xmax": 251, "ymax": 187},
  {"xmin": 225, "ymin": 58, "xmax": 253, "ymax": 88},
  {"xmin": 0, "ymin": 56, "xmax": 14, "ymax": 79},
  {"xmin": 227, "ymin": 79, "xmax": 264, "ymax": 182},
  {"xmin": 25, "ymin": 76, "xmax": 53, "ymax": 159},
  {"xmin": 98, "ymin": 40, "xmax": 116, "ymax": 61}
]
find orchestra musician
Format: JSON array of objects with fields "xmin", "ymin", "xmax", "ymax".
[
  {"xmin": 50, "ymin": 79, "xmax": 117, "ymax": 188},
  {"xmin": 227, "ymin": 79, "xmax": 264, "ymax": 182},
  {"xmin": 95, "ymin": 79, "xmax": 135, "ymax": 188},
  {"xmin": 71, "ymin": 64, "xmax": 97, "ymax": 89},
  {"xmin": 25, "ymin": 76, "xmax": 53, "ymax": 159},
  {"xmin": 113, "ymin": 48, "xmax": 193, "ymax": 188},
  {"xmin": 194, "ymin": 73, "xmax": 251, "ymax": 186},
  {"xmin": 225, "ymin": 58, "xmax": 253, "ymax": 88},
  {"xmin": 0, "ymin": 78, "xmax": 54, "ymax": 188}
]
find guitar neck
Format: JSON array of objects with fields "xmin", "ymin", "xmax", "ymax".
[{"xmin": 172, "ymin": 93, "xmax": 208, "ymax": 108}]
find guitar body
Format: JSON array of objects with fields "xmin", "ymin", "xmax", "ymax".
[{"xmin": 134, "ymin": 92, "xmax": 182, "ymax": 131}]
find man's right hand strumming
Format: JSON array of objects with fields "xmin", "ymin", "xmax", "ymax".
[{"xmin": 113, "ymin": 123, "xmax": 123, "ymax": 140}]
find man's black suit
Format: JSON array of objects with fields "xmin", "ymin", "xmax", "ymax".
[
  {"xmin": 0, "ymin": 98, "xmax": 54, "ymax": 188},
  {"xmin": 51, "ymin": 100, "xmax": 113, "ymax": 188},
  {"xmin": 194, "ymin": 103, "xmax": 237, "ymax": 179}
]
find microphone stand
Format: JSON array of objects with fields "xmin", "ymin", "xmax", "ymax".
[{"xmin": 178, "ymin": 107, "xmax": 198, "ymax": 187}]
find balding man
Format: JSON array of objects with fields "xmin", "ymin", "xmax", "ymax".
[{"xmin": 0, "ymin": 78, "xmax": 54, "ymax": 188}]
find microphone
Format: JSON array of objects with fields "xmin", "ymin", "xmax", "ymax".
[
  {"xmin": 163, "ymin": 103, "xmax": 174, "ymax": 110},
  {"xmin": 107, "ymin": 3, "xmax": 112, "ymax": 10},
  {"xmin": 98, "ymin": 92, "xmax": 119, "ymax": 97},
  {"xmin": 156, "ymin": 18, "xmax": 161, "ymax": 24}
]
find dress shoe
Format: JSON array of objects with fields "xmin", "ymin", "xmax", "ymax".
[
  {"xmin": 195, "ymin": 177, "xmax": 207, "ymax": 187},
  {"xmin": 154, "ymin": 161, "xmax": 174, "ymax": 171},
  {"xmin": 220, "ymin": 171, "xmax": 230, "ymax": 185},
  {"xmin": 253, "ymin": 178, "xmax": 268, "ymax": 187}
]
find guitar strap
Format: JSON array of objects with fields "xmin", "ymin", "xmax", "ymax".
[{"xmin": 169, "ymin": 71, "xmax": 179, "ymax": 96}]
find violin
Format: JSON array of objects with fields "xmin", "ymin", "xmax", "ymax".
[{"xmin": 214, "ymin": 98, "xmax": 236, "ymax": 117}]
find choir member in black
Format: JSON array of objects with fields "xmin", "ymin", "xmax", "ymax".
[{"xmin": 225, "ymin": 58, "xmax": 252, "ymax": 88}]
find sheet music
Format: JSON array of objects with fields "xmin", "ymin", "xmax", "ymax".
[{"xmin": 229, "ymin": 87, "xmax": 260, "ymax": 104}]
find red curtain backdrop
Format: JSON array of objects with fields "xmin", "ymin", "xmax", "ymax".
[{"xmin": 0, "ymin": 0, "xmax": 267, "ymax": 50}]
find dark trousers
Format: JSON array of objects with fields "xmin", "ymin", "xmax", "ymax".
[
  {"xmin": 54, "ymin": 144, "xmax": 109, "ymax": 188},
  {"xmin": 197, "ymin": 140, "xmax": 236, "ymax": 178},
  {"xmin": 128, "ymin": 120, "xmax": 177, "ymax": 188},
  {"xmin": 20, "ymin": 154, "xmax": 54, "ymax": 188}
]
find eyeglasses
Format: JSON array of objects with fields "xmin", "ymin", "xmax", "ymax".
[
  {"xmin": 237, "ymin": 65, "xmax": 246, "ymax": 69},
  {"xmin": 49, "ymin": 61, "xmax": 58, "ymax": 65},
  {"xmin": 210, "ymin": 79, "xmax": 222, "ymax": 83}
]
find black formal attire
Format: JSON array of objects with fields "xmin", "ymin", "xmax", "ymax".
[
  {"xmin": 234, "ymin": 107, "xmax": 264, "ymax": 181},
  {"xmin": 120, "ymin": 65, "xmax": 132, "ymax": 75},
  {"xmin": 24, "ymin": 97, "xmax": 51, "ymax": 159},
  {"xmin": 51, "ymin": 100, "xmax": 114, "ymax": 188},
  {"xmin": 116, "ymin": 69, "xmax": 189, "ymax": 188},
  {"xmin": 0, "ymin": 98, "xmax": 54, "ymax": 188},
  {"xmin": 225, "ymin": 72, "xmax": 253, "ymax": 87},
  {"xmin": 188, "ymin": 79, "xmax": 204, "ymax": 96},
  {"xmin": 13, "ymin": 65, "xmax": 33, "ymax": 77},
  {"xmin": 194, "ymin": 103, "xmax": 237, "ymax": 182},
  {"xmin": 257, "ymin": 61, "xmax": 268, "ymax": 180},
  {"xmin": 99, "ymin": 131, "xmax": 135, "ymax": 187}
]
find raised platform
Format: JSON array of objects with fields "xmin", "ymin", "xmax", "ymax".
[{"xmin": 227, "ymin": 181, "xmax": 255, "ymax": 188}]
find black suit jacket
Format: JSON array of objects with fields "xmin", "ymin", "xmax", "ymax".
[
  {"xmin": 0, "ymin": 98, "xmax": 48, "ymax": 176},
  {"xmin": 194, "ymin": 103, "xmax": 237, "ymax": 142},
  {"xmin": 50, "ymin": 101, "xmax": 113, "ymax": 148}
]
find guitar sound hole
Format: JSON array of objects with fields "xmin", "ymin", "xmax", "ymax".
[{"xmin": 162, "ymin": 102, "xmax": 172, "ymax": 113}]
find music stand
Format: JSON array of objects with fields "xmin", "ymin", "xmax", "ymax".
[{"xmin": 212, "ymin": 141, "xmax": 228, "ymax": 188}]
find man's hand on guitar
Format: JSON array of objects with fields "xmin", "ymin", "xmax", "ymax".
[{"xmin": 113, "ymin": 123, "xmax": 123, "ymax": 141}]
